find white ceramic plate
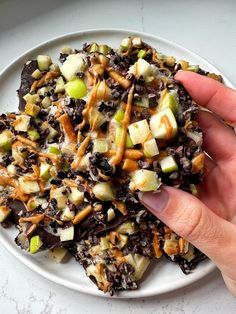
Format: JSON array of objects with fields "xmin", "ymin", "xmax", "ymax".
[{"xmin": 0, "ymin": 29, "xmax": 232, "ymax": 299}]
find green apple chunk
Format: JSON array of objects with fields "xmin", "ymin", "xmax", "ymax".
[
  {"xmin": 117, "ymin": 221, "xmax": 138, "ymax": 235},
  {"xmin": 93, "ymin": 139, "xmax": 109, "ymax": 153},
  {"xmin": 113, "ymin": 109, "xmax": 125, "ymax": 123},
  {"xmin": 98, "ymin": 44, "xmax": 111, "ymax": 55},
  {"xmin": 54, "ymin": 76, "xmax": 65, "ymax": 93},
  {"xmin": 49, "ymin": 146, "xmax": 60, "ymax": 155},
  {"xmin": 120, "ymin": 37, "xmax": 131, "ymax": 51},
  {"xmin": 134, "ymin": 96, "xmax": 149, "ymax": 108},
  {"xmin": 41, "ymin": 96, "xmax": 52, "ymax": 108},
  {"xmin": 132, "ymin": 36, "xmax": 142, "ymax": 47},
  {"xmin": 159, "ymin": 155, "xmax": 178, "ymax": 173},
  {"xmin": 60, "ymin": 226, "xmax": 74, "ymax": 242},
  {"xmin": 129, "ymin": 58, "xmax": 152, "ymax": 79},
  {"xmin": 125, "ymin": 253, "xmax": 150, "ymax": 281},
  {"xmin": 68, "ymin": 187, "xmax": 84, "ymax": 206},
  {"xmin": 24, "ymin": 103, "xmax": 40, "ymax": 117},
  {"xmin": 30, "ymin": 235, "xmax": 43, "ymax": 254},
  {"xmin": 48, "ymin": 247, "xmax": 68, "ymax": 263},
  {"xmin": 150, "ymin": 107, "xmax": 178, "ymax": 140},
  {"xmin": 60, "ymin": 54, "xmax": 85, "ymax": 81},
  {"xmin": 0, "ymin": 130, "xmax": 13, "ymax": 152},
  {"xmin": 128, "ymin": 119, "xmax": 151, "ymax": 145},
  {"xmin": 115, "ymin": 127, "xmax": 134, "ymax": 148},
  {"xmin": 92, "ymin": 182, "xmax": 115, "ymax": 201},
  {"xmin": 18, "ymin": 177, "xmax": 40, "ymax": 194},
  {"xmin": 37, "ymin": 55, "xmax": 52, "ymax": 71},
  {"xmin": 14, "ymin": 115, "xmax": 31, "ymax": 132},
  {"xmin": 60, "ymin": 207, "xmax": 75, "ymax": 221},
  {"xmin": 137, "ymin": 49, "xmax": 146, "ymax": 59},
  {"xmin": 158, "ymin": 89, "xmax": 178, "ymax": 113},
  {"xmin": 0, "ymin": 206, "xmax": 11, "ymax": 223},
  {"xmin": 100, "ymin": 237, "xmax": 110, "ymax": 250},
  {"xmin": 27, "ymin": 128, "xmax": 40, "ymax": 141},
  {"xmin": 144, "ymin": 138, "xmax": 159, "ymax": 157},
  {"xmin": 23, "ymin": 93, "xmax": 40, "ymax": 104},
  {"xmin": 65, "ymin": 79, "xmax": 87, "ymax": 99},
  {"xmin": 40, "ymin": 163, "xmax": 51, "ymax": 181},
  {"xmin": 51, "ymin": 187, "xmax": 67, "ymax": 209},
  {"xmin": 130, "ymin": 169, "xmax": 161, "ymax": 192}
]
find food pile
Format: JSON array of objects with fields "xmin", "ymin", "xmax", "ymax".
[{"xmin": 0, "ymin": 36, "xmax": 221, "ymax": 294}]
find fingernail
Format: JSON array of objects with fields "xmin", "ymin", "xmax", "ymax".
[
  {"xmin": 174, "ymin": 70, "xmax": 183, "ymax": 79},
  {"xmin": 139, "ymin": 189, "xmax": 169, "ymax": 213}
]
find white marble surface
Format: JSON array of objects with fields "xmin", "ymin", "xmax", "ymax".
[{"xmin": 0, "ymin": 0, "xmax": 236, "ymax": 313}]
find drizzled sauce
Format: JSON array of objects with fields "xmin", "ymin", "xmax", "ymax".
[{"xmin": 160, "ymin": 115, "xmax": 173, "ymax": 140}]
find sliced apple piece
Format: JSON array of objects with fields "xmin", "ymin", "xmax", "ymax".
[
  {"xmin": 14, "ymin": 115, "xmax": 31, "ymax": 132},
  {"xmin": 125, "ymin": 253, "xmax": 150, "ymax": 281},
  {"xmin": 0, "ymin": 130, "xmax": 13, "ymax": 152},
  {"xmin": 23, "ymin": 93, "xmax": 40, "ymax": 104},
  {"xmin": 92, "ymin": 182, "xmax": 115, "ymax": 201},
  {"xmin": 129, "ymin": 58, "xmax": 151, "ymax": 79},
  {"xmin": 144, "ymin": 138, "xmax": 159, "ymax": 157},
  {"xmin": 0, "ymin": 206, "xmax": 11, "ymax": 223},
  {"xmin": 120, "ymin": 37, "xmax": 131, "ymax": 51},
  {"xmin": 150, "ymin": 107, "xmax": 178, "ymax": 140},
  {"xmin": 159, "ymin": 155, "xmax": 178, "ymax": 173},
  {"xmin": 31, "ymin": 69, "xmax": 42, "ymax": 79},
  {"xmin": 137, "ymin": 49, "xmax": 146, "ymax": 59},
  {"xmin": 54, "ymin": 76, "xmax": 65, "ymax": 93},
  {"xmin": 37, "ymin": 55, "xmax": 52, "ymax": 71},
  {"xmin": 65, "ymin": 78, "xmax": 87, "ymax": 99},
  {"xmin": 40, "ymin": 163, "xmax": 51, "ymax": 181},
  {"xmin": 19, "ymin": 177, "xmax": 40, "ymax": 194},
  {"xmin": 27, "ymin": 128, "xmax": 40, "ymax": 141},
  {"xmin": 51, "ymin": 187, "xmax": 67, "ymax": 209},
  {"xmin": 132, "ymin": 36, "xmax": 142, "ymax": 47},
  {"xmin": 30, "ymin": 235, "xmax": 43, "ymax": 254},
  {"xmin": 48, "ymin": 247, "xmax": 68, "ymax": 263},
  {"xmin": 93, "ymin": 139, "xmax": 109, "ymax": 153},
  {"xmin": 130, "ymin": 169, "xmax": 161, "ymax": 192},
  {"xmin": 115, "ymin": 127, "xmax": 134, "ymax": 148},
  {"xmin": 41, "ymin": 96, "xmax": 52, "ymax": 108},
  {"xmin": 60, "ymin": 207, "xmax": 75, "ymax": 221},
  {"xmin": 68, "ymin": 187, "xmax": 84, "ymax": 206},
  {"xmin": 128, "ymin": 119, "xmax": 151, "ymax": 145},
  {"xmin": 117, "ymin": 221, "xmax": 138, "ymax": 235},
  {"xmin": 113, "ymin": 109, "xmax": 125, "ymax": 123},
  {"xmin": 24, "ymin": 103, "xmax": 40, "ymax": 117},
  {"xmin": 158, "ymin": 89, "xmax": 178, "ymax": 113},
  {"xmin": 48, "ymin": 146, "xmax": 60, "ymax": 155},
  {"xmin": 60, "ymin": 226, "xmax": 74, "ymax": 242},
  {"xmin": 60, "ymin": 54, "xmax": 85, "ymax": 81}
]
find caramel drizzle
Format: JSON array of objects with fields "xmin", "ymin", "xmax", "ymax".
[
  {"xmin": 152, "ymin": 225, "xmax": 163, "ymax": 258},
  {"xmin": 160, "ymin": 115, "xmax": 173, "ymax": 140},
  {"xmin": 78, "ymin": 80, "xmax": 100, "ymax": 130},
  {"xmin": 111, "ymin": 85, "xmax": 134, "ymax": 166},
  {"xmin": 58, "ymin": 113, "xmax": 77, "ymax": 146}
]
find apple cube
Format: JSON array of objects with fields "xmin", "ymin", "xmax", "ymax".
[
  {"xmin": 7, "ymin": 164, "xmax": 16, "ymax": 176},
  {"xmin": 14, "ymin": 115, "xmax": 31, "ymax": 132},
  {"xmin": 132, "ymin": 37, "xmax": 142, "ymax": 47},
  {"xmin": 51, "ymin": 187, "xmax": 67, "ymax": 209},
  {"xmin": 24, "ymin": 103, "xmax": 40, "ymax": 117},
  {"xmin": 68, "ymin": 187, "xmax": 84, "ymax": 206},
  {"xmin": 120, "ymin": 37, "xmax": 131, "ymax": 50},
  {"xmin": 130, "ymin": 169, "xmax": 161, "ymax": 192},
  {"xmin": 158, "ymin": 89, "xmax": 178, "ymax": 113},
  {"xmin": 48, "ymin": 247, "xmax": 68, "ymax": 263},
  {"xmin": 30, "ymin": 235, "xmax": 43, "ymax": 254},
  {"xmin": 23, "ymin": 93, "xmax": 40, "ymax": 104},
  {"xmin": 159, "ymin": 155, "xmax": 178, "ymax": 173},
  {"xmin": 60, "ymin": 226, "xmax": 74, "ymax": 242},
  {"xmin": 54, "ymin": 76, "xmax": 65, "ymax": 93},
  {"xmin": 19, "ymin": 177, "xmax": 40, "ymax": 194},
  {"xmin": 65, "ymin": 78, "xmax": 87, "ymax": 99},
  {"xmin": 40, "ymin": 163, "xmax": 51, "ymax": 181},
  {"xmin": 37, "ymin": 55, "xmax": 52, "ymax": 71},
  {"xmin": 0, "ymin": 130, "xmax": 13, "ymax": 152},
  {"xmin": 115, "ymin": 127, "xmax": 134, "ymax": 148},
  {"xmin": 93, "ymin": 139, "xmax": 109, "ymax": 153},
  {"xmin": 0, "ymin": 206, "xmax": 11, "ymax": 222},
  {"xmin": 125, "ymin": 253, "xmax": 150, "ymax": 281},
  {"xmin": 128, "ymin": 119, "xmax": 151, "ymax": 145},
  {"xmin": 117, "ymin": 221, "xmax": 138, "ymax": 235},
  {"xmin": 150, "ymin": 107, "xmax": 178, "ymax": 140},
  {"xmin": 129, "ymin": 58, "xmax": 152, "ymax": 79},
  {"xmin": 92, "ymin": 182, "xmax": 115, "ymax": 201},
  {"xmin": 107, "ymin": 208, "xmax": 116, "ymax": 222},
  {"xmin": 144, "ymin": 138, "xmax": 159, "ymax": 157},
  {"xmin": 60, "ymin": 207, "xmax": 75, "ymax": 221},
  {"xmin": 60, "ymin": 54, "xmax": 85, "ymax": 81}
]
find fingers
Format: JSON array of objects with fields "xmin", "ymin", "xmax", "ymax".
[
  {"xmin": 175, "ymin": 71, "xmax": 236, "ymax": 125},
  {"xmin": 197, "ymin": 110, "xmax": 236, "ymax": 162},
  {"xmin": 139, "ymin": 187, "xmax": 236, "ymax": 274}
]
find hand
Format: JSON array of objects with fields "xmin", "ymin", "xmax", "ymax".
[{"xmin": 139, "ymin": 70, "xmax": 236, "ymax": 297}]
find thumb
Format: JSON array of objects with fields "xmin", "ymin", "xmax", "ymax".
[{"xmin": 139, "ymin": 186, "xmax": 236, "ymax": 274}]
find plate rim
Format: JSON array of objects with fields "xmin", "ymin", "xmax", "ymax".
[{"xmin": 0, "ymin": 28, "xmax": 229, "ymax": 298}]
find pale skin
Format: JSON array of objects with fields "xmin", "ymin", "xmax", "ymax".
[{"xmin": 140, "ymin": 70, "xmax": 236, "ymax": 297}]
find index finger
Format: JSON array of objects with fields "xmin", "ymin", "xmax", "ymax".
[{"xmin": 175, "ymin": 71, "xmax": 236, "ymax": 124}]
